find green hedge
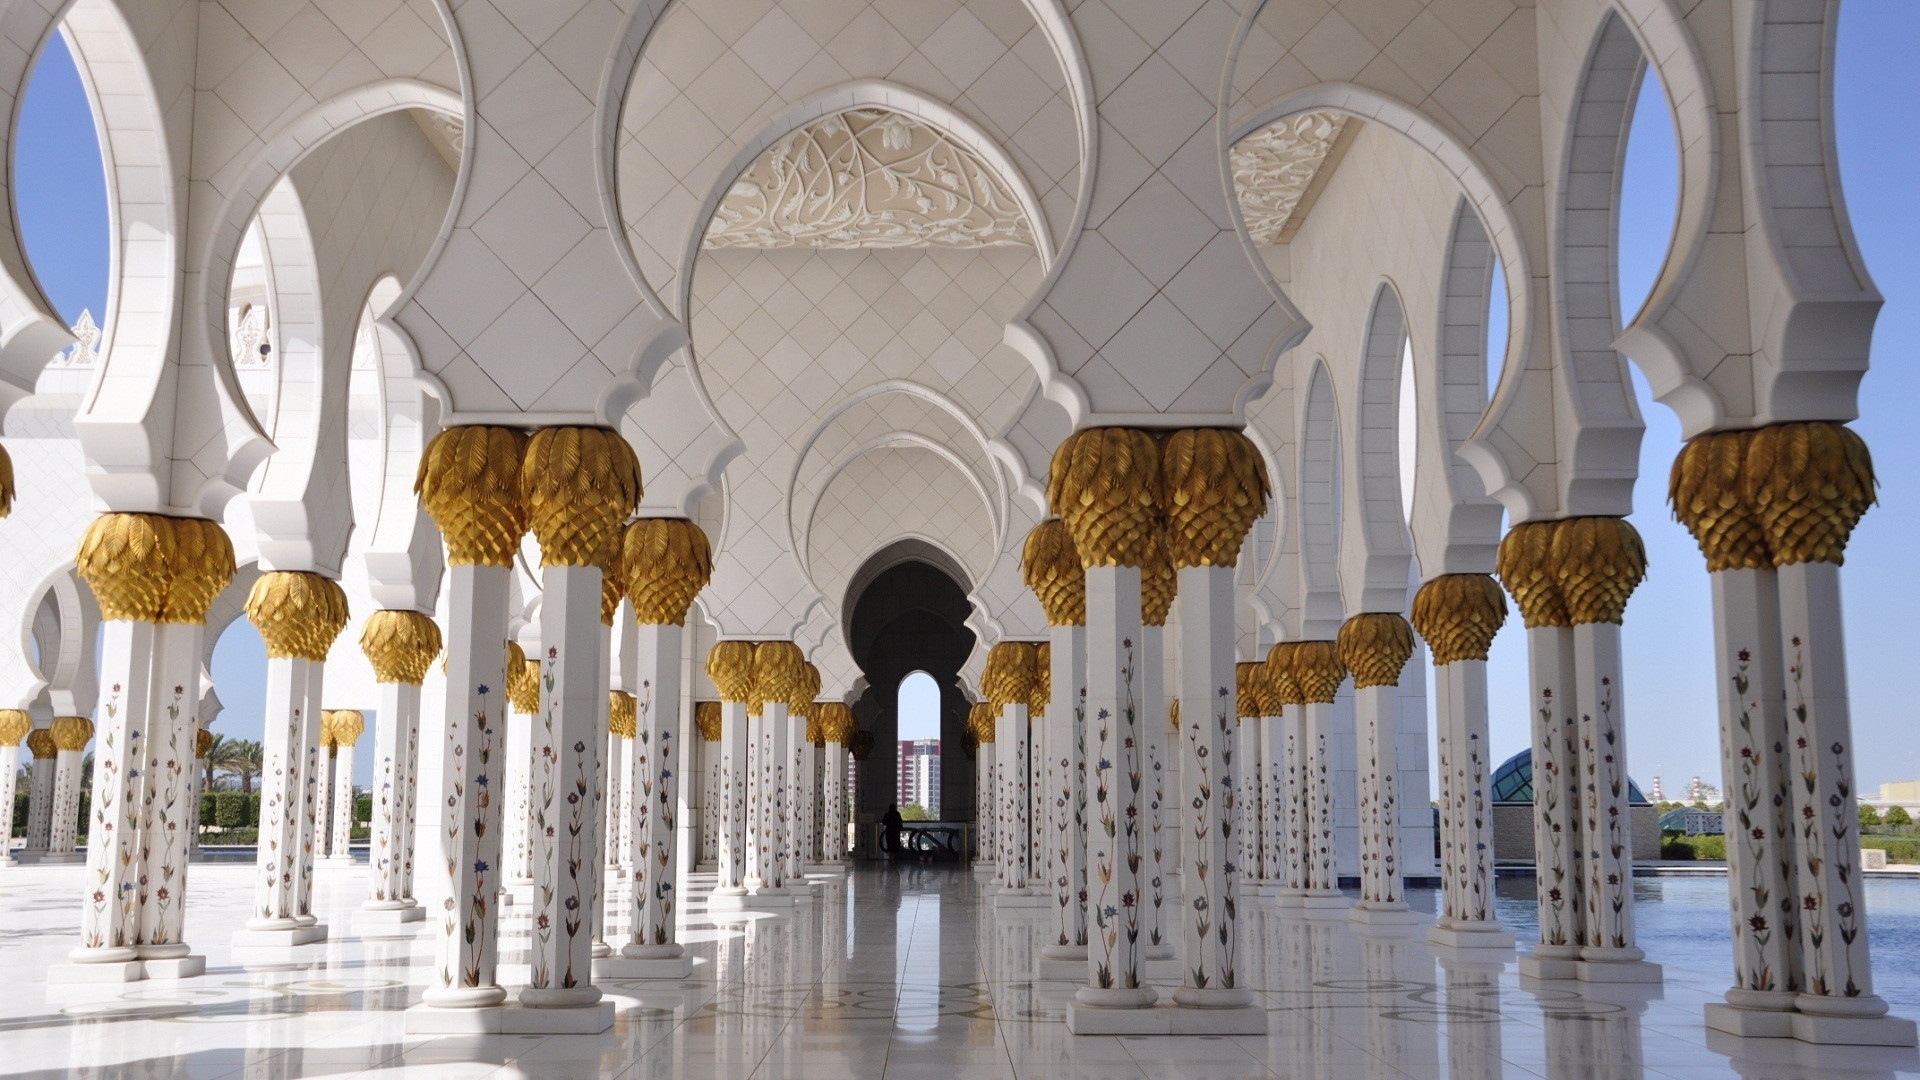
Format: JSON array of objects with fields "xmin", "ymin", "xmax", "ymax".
[
  {"xmin": 211, "ymin": 791, "xmax": 261, "ymax": 829},
  {"xmin": 1862, "ymin": 837, "xmax": 1920, "ymax": 864},
  {"xmin": 1659, "ymin": 834, "xmax": 1727, "ymax": 861}
]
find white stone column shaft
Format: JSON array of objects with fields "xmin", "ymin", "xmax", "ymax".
[
  {"xmin": 996, "ymin": 702, "xmax": 1031, "ymax": 892},
  {"xmin": 1573, "ymin": 622, "xmax": 1640, "ymax": 962},
  {"xmin": 826, "ymin": 741, "xmax": 848, "ymax": 863},
  {"xmin": 701, "ymin": 732, "xmax": 720, "ymax": 866},
  {"xmin": 714, "ymin": 702, "xmax": 749, "ymax": 894},
  {"xmin": 787, "ymin": 705, "xmax": 807, "ymax": 881},
  {"xmin": 1080, "ymin": 564, "xmax": 1148, "ymax": 1004},
  {"xmin": 627, "ymin": 622, "xmax": 685, "ymax": 956},
  {"xmin": 1779, "ymin": 561, "xmax": 1888, "ymax": 1017},
  {"xmin": 1528, "ymin": 624, "xmax": 1583, "ymax": 963},
  {"xmin": 1355, "ymin": 684, "xmax": 1403, "ymax": 908},
  {"xmin": 293, "ymin": 664, "xmax": 326, "ymax": 923},
  {"xmin": 73, "ymin": 621, "xmax": 157, "ymax": 964},
  {"xmin": 1282, "ymin": 704, "xmax": 1306, "ymax": 894},
  {"xmin": 523, "ymin": 564, "xmax": 605, "ymax": 1006},
  {"xmin": 140, "ymin": 623, "xmax": 204, "ymax": 960},
  {"xmin": 1304, "ymin": 701, "xmax": 1339, "ymax": 896},
  {"xmin": 1172, "ymin": 565, "xmax": 1252, "ymax": 1006},
  {"xmin": 330, "ymin": 749, "xmax": 356, "ymax": 860},
  {"xmin": 26, "ymin": 749, "xmax": 54, "ymax": 852},
  {"xmin": 504, "ymin": 705, "xmax": 534, "ymax": 884},
  {"xmin": 1044, "ymin": 622, "xmax": 1087, "ymax": 955},
  {"xmin": 972, "ymin": 740, "xmax": 993, "ymax": 869},
  {"xmin": 1140, "ymin": 624, "xmax": 1170, "ymax": 953},
  {"xmin": 366, "ymin": 679, "xmax": 423, "ymax": 910},
  {"xmin": 746, "ymin": 702, "xmax": 789, "ymax": 892},
  {"xmin": 250, "ymin": 656, "xmax": 313, "ymax": 929},
  {"xmin": 422, "ymin": 563, "xmax": 511, "ymax": 1009},
  {"xmin": 1436, "ymin": 659, "xmax": 1500, "ymax": 933},
  {"xmin": 50, "ymin": 740, "xmax": 87, "ymax": 856},
  {"xmin": 0, "ymin": 744, "xmax": 17, "ymax": 864}
]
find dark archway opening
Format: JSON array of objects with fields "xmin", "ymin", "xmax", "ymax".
[{"xmin": 843, "ymin": 542, "xmax": 977, "ymax": 840}]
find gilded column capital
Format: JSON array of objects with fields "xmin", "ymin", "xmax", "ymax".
[
  {"xmin": 507, "ymin": 643, "xmax": 542, "ymax": 714},
  {"xmin": 195, "ymin": 727, "xmax": 214, "ymax": 759},
  {"xmin": 803, "ymin": 704, "xmax": 824, "ymax": 746},
  {"xmin": 982, "ymin": 640, "xmax": 1040, "ymax": 713},
  {"xmin": 1031, "ymin": 642, "xmax": 1051, "ymax": 717},
  {"xmin": 75, "ymin": 512, "xmax": 174, "ymax": 622},
  {"xmin": 1264, "ymin": 643, "xmax": 1304, "ymax": 706},
  {"xmin": 522, "ymin": 426, "xmax": 642, "ymax": 567},
  {"xmin": 159, "ymin": 517, "xmax": 236, "ymax": 625},
  {"xmin": 50, "ymin": 716, "xmax": 93, "ymax": 752},
  {"xmin": 0, "ymin": 441, "xmax": 12, "ymax": 517},
  {"xmin": 608, "ymin": 692, "xmax": 636, "ymax": 738},
  {"xmin": 0, "ymin": 709, "xmax": 29, "ymax": 747},
  {"xmin": 1288, "ymin": 641, "xmax": 1347, "ymax": 705},
  {"xmin": 600, "ymin": 544, "xmax": 625, "ymax": 627},
  {"xmin": 416, "ymin": 425, "xmax": 530, "ymax": 567},
  {"xmin": 1047, "ymin": 427, "xmax": 1162, "ymax": 567},
  {"xmin": 1022, "ymin": 519, "xmax": 1086, "ymax": 625},
  {"xmin": 327, "ymin": 710, "xmax": 365, "ymax": 747},
  {"xmin": 694, "ymin": 701, "xmax": 722, "ymax": 741},
  {"xmin": 750, "ymin": 641, "xmax": 805, "ymax": 718},
  {"xmin": 360, "ymin": 610, "xmax": 443, "ymax": 685},
  {"xmin": 786, "ymin": 661, "xmax": 822, "ymax": 714},
  {"xmin": 1549, "ymin": 516, "xmax": 1645, "ymax": 625},
  {"xmin": 1670, "ymin": 429, "xmax": 1769, "ymax": 572},
  {"xmin": 817, "ymin": 702, "xmax": 856, "ymax": 744},
  {"xmin": 624, "ymin": 518, "xmax": 714, "ymax": 625},
  {"xmin": 27, "ymin": 729, "xmax": 56, "ymax": 759},
  {"xmin": 1742, "ymin": 421, "xmax": 1876, "ymax": 567},
  {"xmin": 707, "ymin": 641, "xmax": 756, "ymax": 705},
  {"xmin": 1141, "ymin": 531, "xmax": 1176, "ymax": 626},
  {"xmin": 967, "ymin": 701, "xmax": 995, "ymax": 744},
  {"xmin": 1496, "ymin": 520, "xmax": 1570, "ymax": 628},
  {"xmin": 1337, "ymin": 613, "xmax": 1417, "ymax": 689},
  {"xmin": 1158, "ymin": 427, "xmax": 1270, "ymax": 568},
  {"xmin": 1235, "ymin": 661, "xmax": 1266, "ymax": 721},
  {"xmin": 245, "ymin": 571, "xmax": 350, "ymax": 662},
  {"xmin": 1167, "ymin": 697, "xmax": 1179, "ymax": 732},
  {"xmin": 1410, "ymin": 574, "xmax": 1507, "ymax": 665}
]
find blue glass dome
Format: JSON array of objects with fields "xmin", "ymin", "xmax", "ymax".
[{"xmin": 1488, "ymin": 748, "xmax": 1649, "ymax": 806}]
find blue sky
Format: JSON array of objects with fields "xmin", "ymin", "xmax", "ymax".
[{"xmin": 16, "ymin": 7, "xmax": 1920, "ymax": 795}]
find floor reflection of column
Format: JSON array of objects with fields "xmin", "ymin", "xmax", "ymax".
[
  {"xmin": 1360, "ymin": 934, "xmax": 1440, "ymax": 1080},
  {"xmin": 1439, "ymin": 953, "xmax": 1507, "ymax": 1080},
  {"xmin": 1523, "ymin": 981, "xmax": 1650, "ymax": 1080}
]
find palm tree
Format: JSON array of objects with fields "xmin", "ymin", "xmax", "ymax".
[{"xmin": 209, "ymin": 737, "xmax": 263, "ymax": 794}]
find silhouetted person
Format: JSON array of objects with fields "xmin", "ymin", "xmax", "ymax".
[{"xmin": 880, "ymin": 803, "xmax": 904, "ymax": 860}]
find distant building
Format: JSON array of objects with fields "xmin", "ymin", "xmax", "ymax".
[
  {"xmin": 1648, "ymin": 776, "xmax": 1665, "ymax": 802},
  {"xmin": 896, "ymin": 739, "xmax": 941, "ymax": 816},
  {"xmin": 1861, "ymin": 782, "xmax": 1920, "ymax": 817},
  {"xmin": 1488, "ymin": 749, "xmax": 1658, "ymax": 863},
  {"xmin": 1660, "ymin": 807, "xmax": 1725, "ymax": 836}
]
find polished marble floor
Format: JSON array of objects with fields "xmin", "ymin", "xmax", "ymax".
[{"xmin": 2, "ymin": 861, "xmax": 1918, "ymax": 1079}]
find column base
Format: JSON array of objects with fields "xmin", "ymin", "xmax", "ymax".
[
  {"xmin": 1518, "ymin": 948, "xmax": 1582, "ymax": 981},
  {"xmin": 804, "ymin": 863, "xmax": 845, "ymax": 876},
  {"xmin": 1427, "ymin": 923, "xmax": 1515, "ymax": 950},
  {"xmin": 594, "ymin": 954, "xmax": 694, "ymax": 980},
  {"xmin": 1039, "ymin": 956, "xmax": 1186, "ymax": 982},
  {"xmin": 992, "ymin": 889, "xmax": 1050, "ymax": 910},
  {"xmin": 1348, "ymin": 903, "xmax": 1421, "ymax": 927},
  {"xmin": 356, "ymin": 904, "xmax": 426, "ymax": 925},
  {"xmin": 1144, "ymin": 944, "xmax": 1176, "ymax": 960},
  {"xmin": 1041, "ymin": 944, "xmax": 1088, "ymax": 961},
  {"xmin": 1067, "ymin": 998, "xmax": 1266, "ymax": 1036},
  {"xmin": 319, "ymin": 855, "xmax": 358, "ymax": 867},
  {"xmin": 1791, "ymin": 1011, "xmax": 1919, "ymax": 1047},
  {"xmin": 140, "ymin": 954, "xmax": 207, "ymax": 980},
  {"xmin": 971, "ymin": 861, "xmax": 997, "ymax": 877},
  {"xmin": 25, "ymin": 853, "xmax": 84, "ymax": 865},
  {"xmin": 47, "ymin": 959, "xmax": 146, "ymax": 984},
  {"xmin": 708, "ymin": 889, "xmax": 792, "ymax": 910},
  {"xmin": 1576, "ymin": 958, "xmax": 1663, "ymax": 984},
  {"xmin": 1705, "ymin": 1002, "xmax": 1797, "ymax": 1039},
  {"xmin": 232, "ymin": 924, "xmax": 328, "ymax": 948},
  {"xmin": 1298, "ymin": 891, "xmax": 1352, "ymax": 915}
]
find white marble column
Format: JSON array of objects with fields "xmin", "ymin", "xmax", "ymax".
[
  {"xmin": 24, "ymin": 732, "xmax": 55, "ymax": 857},
  {"xmin": 1079, "ymin": 564, "xmax": 1151, "ymax": 1007},
  {"xmin": 1779, "ymin": 561, "xmax": 1903, "ymax": 1035},
  {"xmin": 1140, "ymin": 625, "xmax": 1170, "ymax": 956},
  {"xmin": 523, "ymin": 565, "xmax": 605, "ymax": 1008},
  {"xmin": 243, "ymin": 655, "xmax": 319, "ymax": 942},
  {"xmin": 48, "ymin": 717, "xmax": 90, "ymax": 860},
  {"xmin": 995, "ymin": 698, "xmax": 1032, "ymax": 895},
  {"xmin": 1043, "ymin": 623, "xmax": 1087, "ymax": 959},
  {"xmin": 293, "ymin": 661, "xmax": 328, "ymax": 928},
  {"xmin": 364, "ymin": 656, "xmax": 429, "ymax": 922},
  {"xmin": 787, "ymin": 703, "xmax": 809, "ymax": 883},
  {"xmin": 1351, "ymin": 680, "xmax": 1411, "ymax": 921},
  {"xmin": 699, "ymin": 707, "xmax": 721, "ymax": 868},
  {"xmin": 1171, "ymin": 564, "xmax": 1254, "ymax": 1009},
  {"xmin": 745, "ymin": 698, "xmax": 790, "ymax": 897},
  {"xmin": 1520, "ymin": 623, "xmax": 1583, "ymax": 979},
  {"xmin": 1572, "ymin": 621, "xmax": 1648, "ymax": 971},
  {"xmin": 328, "ymin": 740, "xmax": 357, "ymax": 863},
  {"xmin": 504, "ymin": 695, "xmax": 535, "ymax": 888},
  {"xmin": 0, "ymin": 715, "xmax": 23, "ymax": 866},
  {"xmin": 1280, "ymin": 700, "xmax": 1307, "ymax": 900},
  {"xmin": 419, "ymin": 562, "xmax": 512, "ymax": 1012},
  {"xmin": 1302, "ymin": 698, "xmax": 1343, "ymax": 905},
  {"xmin": 1232, "ymin": 696, "xmax": 1259, "ymax": 890},
  {"xmin": 1702, "ymin": 568, "xmax": 1799, "ymax": 1033},
  {"xmin": 970, "ymin": 721, "xmax": 994, "ymax": 874},
  {"xmin": 65, "ymin": 626, "xmax": 144, "ymax": 974},
  {"xmin": 608, "ymin": 621, "xmax": 691, "ymax": 976},
  {"xmin": 824, "ymin": 737, "xmax": 849, "ymax": 865},
  {"xmin": 708, "ymin": 691, "xmax": 751, "ymax": 898},
  {"xmin": 1426, "ymin": 655, "xmax": 1507, "ymax": 947},
  {"xmin": 138, "ymin": 623, "xmax": 207, "ymax": 974}
]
